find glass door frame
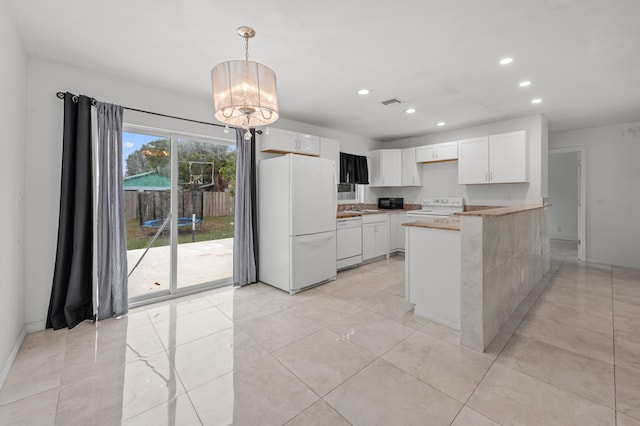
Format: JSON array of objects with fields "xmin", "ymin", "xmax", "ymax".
[{"xmin": 124, "ymin": 124, "xmax": 235, "ymax": 308}]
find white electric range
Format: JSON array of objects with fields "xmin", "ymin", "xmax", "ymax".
[{"xmin": 406, "ymin": 197, "xmax": 465, "ymax": 220}]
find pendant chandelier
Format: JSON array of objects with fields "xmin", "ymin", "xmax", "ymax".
[{"xmin": 211, "ymin": 26, "xmax": 279, "ymax": 140}]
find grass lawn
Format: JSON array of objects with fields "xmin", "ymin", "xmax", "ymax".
[{"xmin": 126, "ymin": 215, "xmax": 234, "ymax": 250}]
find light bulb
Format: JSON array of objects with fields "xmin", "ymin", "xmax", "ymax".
[
  {"xmin": 265, "ymin": 126, "xmax": 270, "ymax": 135},
  {"xmin": 223, "ymin": 125, "xmax": 230, "ymax": 134},
  {"xmin": 244, "ymin": 130, "xmax": 252, "ymax": 140}
]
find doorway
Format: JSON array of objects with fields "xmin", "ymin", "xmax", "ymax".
[
  {"xmin": 122, "ymin": 126, "xmax": 236, "ymax": 306},
  {"xmin": 548, "ymin": 147, "xmax": 586, "ymax": 261}
]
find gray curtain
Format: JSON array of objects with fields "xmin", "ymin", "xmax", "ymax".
[
  {"xmin": 233, "ymin": 128, "xmax": 258, "ymax": 286},
  {"xmin": 96, "ymin": 102, "xmax": 128, "ymax": 319}
]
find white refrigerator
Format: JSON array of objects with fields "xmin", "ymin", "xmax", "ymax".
[{"xmin": 258, "ymin": 154, "xmax": 337, "ymax": 294}]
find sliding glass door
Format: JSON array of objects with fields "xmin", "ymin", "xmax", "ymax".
[
  {"xmin": 122, "ymin": 127, "xmax": 235, "ymax": 305},
  {"xmin": 175, "ymin": 137, "xmax": 235, "ymax": 291}
]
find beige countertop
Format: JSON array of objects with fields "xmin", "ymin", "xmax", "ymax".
[
  {"xmin": 336, "ymin": 205, "xmax": 421, "ymax": 219},
  {"xmin": 457, "ymin": 204, "xmax": 546, "ymax": 217},
  {"xmin": 402, "ymin": 217, "xmax": 461, "ymax": 231}
]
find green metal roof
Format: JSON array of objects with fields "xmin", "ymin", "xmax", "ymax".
[{"xmin": 123, "ymin": 172, "xmax": 170, "ymax": 190}]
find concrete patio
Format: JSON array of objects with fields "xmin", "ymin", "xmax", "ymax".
[{"xmin": 127, "ymin": 238, "xmax": 233, "ymax": 299}]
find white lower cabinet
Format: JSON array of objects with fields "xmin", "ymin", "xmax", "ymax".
[
  {"xmin": 362, "ymin": 213, "xmax": 390, "ymax": 261},
  {"xmin": 405, "ymin": 226, "xmax": 461, "ymax": 329},
  {"xmin": 390, "ymin": 211, "xmax": 407, "ymax": 252}
]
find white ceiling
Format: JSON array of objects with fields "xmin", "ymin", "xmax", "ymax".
[{"xmin": 7, "ymin": 0, "xmax": 640, "ymax": 141}]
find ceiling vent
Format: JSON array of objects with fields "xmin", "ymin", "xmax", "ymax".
[{"xmin": 381, "ymin": 98, "xmax": 402, "ymax": 106}]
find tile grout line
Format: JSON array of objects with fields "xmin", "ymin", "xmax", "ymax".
[
  {"xmin": 448, "ymin": 255, "xmax": 568, "ymax": 425},
  {"xmin": 270, "ymin": 299, "xmax": 417, "ymax": 425}
]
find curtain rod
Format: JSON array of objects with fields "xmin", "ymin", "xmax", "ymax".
[{"xmin": 55, "ymin": 91, "xmax": 262, "ymax": 134}]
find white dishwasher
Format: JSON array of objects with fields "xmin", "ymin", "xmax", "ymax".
[{"xmin": 337, "ymin": 217, "xmax": 363, "ymax": 270}]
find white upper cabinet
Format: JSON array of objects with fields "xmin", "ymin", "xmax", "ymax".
[
  {"xmin": 489, "ymin": 131, "xmax": 528, "ymax": 183},
  {"xmin": 369, "ymin": 149, "xmax": 402, "ymax": 187},
  {"xmin": 401, "ymin": 148, "xmax": 421, "ymax": 186},
  {"xmin": 260, "ymin": 127, "xmax": 320, "ymax": 156},
  {"xmin": 458, "ymin": 137, "xmax": 490, "ymax": 184},
  {"xmin": 416, "ymin": 141, "xmax": 458, "ymax": 163},
  {"xmin": 458, "ymin": 131, "xmax": 528, "ymax": 184}
]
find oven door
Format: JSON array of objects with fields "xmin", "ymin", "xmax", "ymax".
[{"xmin": 406, "ymin": 211, "xmax": 452, "ymax": 220}]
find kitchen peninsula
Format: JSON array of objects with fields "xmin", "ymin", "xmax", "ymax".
[{"xmin": 403, "ymin": 205, "xmax": 549, "ymax": 352}]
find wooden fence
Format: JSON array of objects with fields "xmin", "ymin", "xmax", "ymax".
[{"xmin": 124, "ymin": 191, "xmax": 234, "ymax": 222}]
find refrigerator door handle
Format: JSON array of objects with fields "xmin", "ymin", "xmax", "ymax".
[
  {"xmin": 297, "ymin": 233, "xmax": 334, "ymax": 244},
  {"xmin": 332, "ymin": 163, "xmax": 338, "ymax": 220}
]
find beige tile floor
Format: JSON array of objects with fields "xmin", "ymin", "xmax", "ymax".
[{"xmin": 2, "ymin": 240, "xmax": 640, "ymax": 425}]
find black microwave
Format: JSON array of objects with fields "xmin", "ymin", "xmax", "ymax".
[{"xmin": 378, "ymin": 198, "xmax": 404, "ymax": 209}]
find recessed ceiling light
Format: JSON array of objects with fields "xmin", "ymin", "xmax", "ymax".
[
  {"xmin": 519, "ymin": 80, "xmax": 531, "ymax": 87},
  {"xmin": 531, "ymin": 98, "xmax": 542, "ymax": 104},
  {"xmin": 405, "ymin": 108, "xmax": 416, "ymax": 114},
  {"xmin": 357, "ymin": 89, "xmax": 370, "ymax": 95},
  {"xmin": 499, "ymin": 57, "xmax": 513, "ymax": 65},
  {"xmin": 436, "ymin": 121, "xmax": 446, "ymax": 127}
]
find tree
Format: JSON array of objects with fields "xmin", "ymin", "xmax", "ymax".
[{"xmin": 125, "ymin": 138, "xmax": 235, "ymax": 192}]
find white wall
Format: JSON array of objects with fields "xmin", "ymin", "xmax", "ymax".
[
  {"xmin": 548, "ymin": 151, "xmax": 579, "ymax": 240},
  {"xmin": 550, "ymin": 121, "xmax": 640, "ymax": 267},
  {"xmin": 0, "ymin": 2, "xmax": 27, "ymax": 385},
  {"xmin": 24, "ymin": 57, "xmax": 378, "ymax": 330},
  {"xmin": 377, "ymin": 115, "xmax": 548, "ymax": 206}
]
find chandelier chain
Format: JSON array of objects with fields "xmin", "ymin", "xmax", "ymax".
[{"xmin": 244, "ymin": 34, "xmax": 249, "ymax": 64}]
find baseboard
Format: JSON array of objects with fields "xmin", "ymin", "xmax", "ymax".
[
  {"xmin": 25, "ymin": 320, "xmax": 46, "ymax": 334},
  {"xmin": 0, "ymin": 326, "xmax": 26, "ymax": 390}
]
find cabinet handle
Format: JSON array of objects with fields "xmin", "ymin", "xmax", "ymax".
[
  {"xmin": 435, "ymin": 151, "xmax": 438, "ymax": 159},
  {"xmin": 485, "ymin": 172, "xmax": 488, "ymax": 182}
]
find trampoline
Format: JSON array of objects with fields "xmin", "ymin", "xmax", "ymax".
[{"xmin": 142, "ymin": 217, "xmax": 202, "ymax": 228}]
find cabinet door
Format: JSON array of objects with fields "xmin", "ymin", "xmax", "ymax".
[
  {"xmin": 381, "ymin": 149, "xmax": 402, "ymax": 186},
  {"xmin": 390, "ymin": 212, "xmax": 406, "ymax": 251},
  {"xmin": 458, "ymin": 137, "xmax": 489, "ymax": 184},
  {"xmin": 489, "ymin": 131, "xmax": 528, "ymax": 183},
  {"xmin": 375, "ymin": 222, "xmax": 390, "ymax": 257},
  {"xmin": 401, "ymin": 148, "xmax": 421, "ymax": 186},
  {"xmin": 296, "ymin": 133, "xmax": 321, "ymax": 156},
  {"xmin": 436, "ymin": 142, "xmax": 458, "ymax": 161},
  {"xmin": 362, "ymin": 223, "xmax": 377, "ymax": 260},
  {"xmin": 368, "ymin": 150, "xmax": 382, "ymax": 186},
  {"xmin": 260, "ymin": 127, "xmax": 298, "ymax": 153},
  {"xmin": 369, "ymin": 149, "xmax": 401, "ymax": 187},
  {"xmin": 416, "ymin": 145, "xmax": 436, "ymax": 163}
]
